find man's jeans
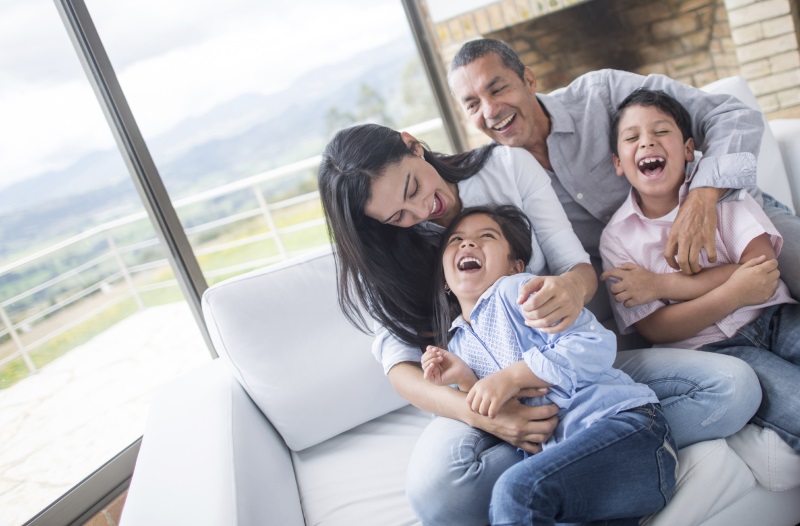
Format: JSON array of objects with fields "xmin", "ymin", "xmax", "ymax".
[
  {"xmin": 762, "ymin": 192, "xmax": 800, "ymax": 300},
  {"xmin": 489, "ymin": 404, "xmax": 676, "ymax": 526},
  {"xmin": 406, "ymin": 348, "xmax": 761, "ymax": 526},
  {"xmin": 700, "ymin": 303, "xmax": 800, "ymax": 454}
]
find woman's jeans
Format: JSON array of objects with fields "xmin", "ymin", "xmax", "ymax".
[
  {"xmin": 406, "ymin": 347, "xmax": 761, "ymax": 526},
  {"xmin": 490, "ymin": 404, "xmax": 677, "ymax": 526},
  {"xmin": 700, "ymin": 303, "xmax": 800, "ymax": 454}
]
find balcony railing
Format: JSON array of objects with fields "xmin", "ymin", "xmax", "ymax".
[{"xmin": 0, "ymin": 118, "xmax": 445, "ymax": 385}]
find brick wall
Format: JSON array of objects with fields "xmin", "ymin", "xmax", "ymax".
[{"xmin": 429, "ymin": 0, "xmax": 800, "ymax": 120}]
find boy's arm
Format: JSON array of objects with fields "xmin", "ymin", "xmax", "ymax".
[
  {"xmin": 635, "ymin": 234, "xmax": 779, "ymax": 343},
  {"xmin": 602, "ymin": 262, "xmax": 740, "ymax": 305}
]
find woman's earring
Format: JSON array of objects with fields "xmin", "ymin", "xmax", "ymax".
[{"xmin": 444, "ymin": 283, "xmax": 451, "ymax": 295}]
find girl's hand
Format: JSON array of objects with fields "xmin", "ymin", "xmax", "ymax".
[
  {"xmin": 421, "ymin": 346, "xmax": 476, "ymax": 389},
  {"xmin": 466, "ymin": 369, "xmax": 520, "ymax": 419}
]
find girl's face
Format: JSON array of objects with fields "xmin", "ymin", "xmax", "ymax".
[
  {"xmin": 363, "ymin": 134, "xmax": 460, "ymax": 228},
  {"xmin": 442, "ymin": 213, "xmax": 524, "ymax": 307}
]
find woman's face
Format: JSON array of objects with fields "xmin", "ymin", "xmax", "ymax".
[{"xmin": 364, "ymin": 146, "xmax": 460, "ymax": 228}]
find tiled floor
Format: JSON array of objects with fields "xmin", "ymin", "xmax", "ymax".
[{"xmin": 0, "ymin": 303, "xmax": 209, "ymax": 526}]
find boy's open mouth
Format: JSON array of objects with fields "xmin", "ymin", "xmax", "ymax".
[
  {"xmin": 457, "ymin": 256, "xmax": 482, "ymax": 271},
  {"xmin": 638, "ymin": 156, "xmax": 666, "ymax": 178}
]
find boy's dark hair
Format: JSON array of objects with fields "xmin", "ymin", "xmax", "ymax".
[
  {"xmin": 610, "ymin": 88, "xmax": 693, "ymax": 156},
  {"xmin": 448, "ymin": 38, "xmax": 526, "ymax": 84},
  {"xmin": 432, "ymin": 204, "xmax": 533, "ymax": 347}
]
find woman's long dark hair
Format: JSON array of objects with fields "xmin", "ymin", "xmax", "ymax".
[
  {"xmin": 432, "ymin": 205, "xmax": 534, "ymax": 348},
  {"xmin": 318, "ymin": 123, "xmax": 498, "ymax": 348}
]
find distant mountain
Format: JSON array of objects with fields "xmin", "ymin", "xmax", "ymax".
[{"xmin": 0, "ymin": 35, "xmax": 436, "ymax": 260}]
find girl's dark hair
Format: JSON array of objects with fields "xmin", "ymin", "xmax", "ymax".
[
  {"xmin": 318, "ymin": 123, "xmax": 499, "ymax": 348},
  {"xmin": 610, "ymin": 88, "xmax": 694, "ymax": 155},
  {"xmin": 432, "ymin": 204, "xmax": 533, "ymax": 347}
]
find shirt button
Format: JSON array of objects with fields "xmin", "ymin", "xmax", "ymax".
[
  {"xmin": 577, "ymin": 193, "xmax": 584, "ymax": 199},
  {"xmin": 589, "ymin": 325, "xmax": 596, "ymax": 330}
]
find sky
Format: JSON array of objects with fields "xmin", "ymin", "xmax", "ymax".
[{"xmin": 0, "ymin": 0, "xmax": 424, "ymax": 191}]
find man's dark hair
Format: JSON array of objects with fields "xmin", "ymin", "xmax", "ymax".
[
  {"xmin": 610, "ymin": 88, "xmax": 694, "ymax": 155},
  {"xmin": 432, "ymin": 204, "xmax": 533, "ymax": 347},
  {"xmin": 448, "ymin": 38, "xmax": 526, "ymax": 84}
]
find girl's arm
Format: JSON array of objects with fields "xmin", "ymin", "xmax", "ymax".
[
  {"xmin": 634, "ymin": 234, "xmax": 779, "ymax": 343},
  {"xmin": 387, "ymin": 362, "xmax": 558, "ymax": 453},
  {"xmin": 466, "ymin": 361, "xmax": 551, "ymax": 418}
]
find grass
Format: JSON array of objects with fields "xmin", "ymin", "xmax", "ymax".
[{"xmin": 0, "ymin": 201, "xmax": 332, "ymax": 390}]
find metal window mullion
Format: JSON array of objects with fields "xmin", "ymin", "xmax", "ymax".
[
  {"xmin": 400, "ymin": 0, "xmax": 468, "ymax": 153},
  {"xmin": 53, "ymin": 0, "xmax": 215, "ymax": 358}
]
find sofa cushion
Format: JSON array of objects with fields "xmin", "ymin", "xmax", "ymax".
[
  {"xmin": 726, "ymin": 424, "xmax": 800, "ymax": 491},
  {"xmin": 700, "ymin": 76, "xmax": 794, "ymax": 213},
  {"xmin": 201, "ymin": 247, "xmax": 408, "ymax": 451}
]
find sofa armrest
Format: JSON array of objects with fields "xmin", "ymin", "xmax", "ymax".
[
  {"xmin": 121, "ymin": 360, "xmax": 304, "ymax": 526},
  {"xmin": 769, "ymin": 119, "xmax": 800, "ymax": 214}
]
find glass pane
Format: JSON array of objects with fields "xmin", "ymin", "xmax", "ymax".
[
  {"xmin": 0, "ymin": 2, "xmax": 209, "ymax": 523},
  {"xmin": 86, "ymin": 0, "xmax": 450, "ymax": 285}
]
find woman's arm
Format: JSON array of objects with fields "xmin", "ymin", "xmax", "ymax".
[
  {"xmin": 387, "ymin": 362, "xmax": 558, "ymax": 453},
  {"xmin": 518, "ymin": 262, "xmax": 597, "ymax": 333}
]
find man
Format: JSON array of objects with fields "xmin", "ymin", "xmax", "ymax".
[{"xmin": 447, "ymin": 38, "xmax": 800, "ymax": 316}]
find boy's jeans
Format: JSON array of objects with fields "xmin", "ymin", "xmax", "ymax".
[
  {"xmin": 406, "ymin": 347, "xmax": 760, "ymax": 526},
  {"xmin": 700, "ymin": 303, "xmax": 800, "ymax": 453},
  {"xmin": 490, "ymin": 404, "xmax": 676, "ymax": 526}
]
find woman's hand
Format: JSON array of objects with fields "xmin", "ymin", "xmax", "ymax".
[
  {"xmin": 422, "ymin": 345, "xmax": 477, "ymax": 391},
  {"xmin": 517, "ymin": 273, "xmax": 584, "ymax": 333},
  {"xmin": 470, "ymin": 397, "xmax": 559, "ymax": 454}
]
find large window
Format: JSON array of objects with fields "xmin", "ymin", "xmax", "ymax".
[{"xmin": 1, "ymin": 0, "xmax": 449, "ymax": 524}]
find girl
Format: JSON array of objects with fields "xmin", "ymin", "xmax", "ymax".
[{"xmin": 424, "ymin": 204, "xmax": 677, "ymax": 525}]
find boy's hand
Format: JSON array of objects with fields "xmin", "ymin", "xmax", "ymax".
[
  {"xmin": 467, "ymin": 369, "xmax": 520, "ymax": 419},
  {"xmin": 601, "ymin": 263, "xmax": 662, "ymax": 306},
  {"xmin": 422, "ymin": 345, "xmax": 476, "ymax": 389},
  {"xmin": 665, "ymin": 187, "xmax": 721, "ymax": 274},
  {"xmin": 724, "ymin": 255, "xmax": 780, "ymax": 307}
]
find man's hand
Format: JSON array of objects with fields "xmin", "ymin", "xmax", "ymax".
[
  {"xmin": 601, "ymin": 263, "xmax": 662, "ymax": 307},
  {"xmin": 518, "ymin": 274, "xmax": 583, "ymax": 333},
  {"xmin": 665, "ymin": 187, "xmax": 722, "ymax": 274},
  {"xmin": 471, "ymin": 397, "xmax": 559, "ymax": 454}
]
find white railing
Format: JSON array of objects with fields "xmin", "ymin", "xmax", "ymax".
[{"xmin": 0, "ymin": 118, "xmax": 445, "ymax": 378}]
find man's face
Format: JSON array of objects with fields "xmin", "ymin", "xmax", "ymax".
[{"xmin": 449, "ymin": 53, "xmax": 540, "ymax": 150}]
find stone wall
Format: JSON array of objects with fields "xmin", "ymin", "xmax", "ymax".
[{"xmin": 430, "ymin": 0, "xmax": 800, "ymax": 119}]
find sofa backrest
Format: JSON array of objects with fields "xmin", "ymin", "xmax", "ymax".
[
  {"xmin": 700, "ymin": 75, "xmax": 795, "ymax": 213},
  {"xmin": 201, "ymin": 246, "xmax": 408, "ymax": 451}
]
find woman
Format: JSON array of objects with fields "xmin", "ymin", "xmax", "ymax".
[{"xmin": 317, "ymin": 123, "xmax": 760, "ymax": 526}]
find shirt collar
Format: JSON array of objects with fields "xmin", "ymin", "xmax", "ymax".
[
  {"xmin": 611, "ymin": 178, "xmax": 690, "ymax": 225},
  {"xmin": 537, "ymin": 93, "xmax": 575, "ymax": 135}
]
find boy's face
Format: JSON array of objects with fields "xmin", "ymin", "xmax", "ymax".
[
  {"xmin": 612, "ymin": 104, "xmax": 695, "ymax": 204},
  {"xmin": 442, "ymin": 213, "xmax": 524, "ymax": 308}
]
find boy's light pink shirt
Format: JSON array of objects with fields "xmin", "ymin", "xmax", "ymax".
[{"xmin": 600, "ymin": 182, "xmax": 796, "ymax": 349}]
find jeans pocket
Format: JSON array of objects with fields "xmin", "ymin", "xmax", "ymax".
[{"xmin": 656, "ymin": 436, "xmax": 679, "ymax": 504}]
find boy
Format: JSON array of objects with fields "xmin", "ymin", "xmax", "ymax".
[{"xmin": 600, "ymin": 88, "xmax": 800, "ymax": 454}]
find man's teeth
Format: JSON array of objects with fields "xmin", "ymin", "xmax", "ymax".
[
  {"xmin": 458, "ymin": 257, "xmax": 483, "ymax": 270},
  {"xmin": 431, "ymin": 197, "xmax": 437, "ymax": 215},
  {"xmin": 493, "ymin": 113, "xmax": 514, "ymax": 130}
]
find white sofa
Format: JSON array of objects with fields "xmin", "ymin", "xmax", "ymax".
[{"xmin": 121, "ymin": 77, "xmax": 800, "ymax": 526}]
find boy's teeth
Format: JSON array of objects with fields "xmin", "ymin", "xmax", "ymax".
[
  {"xmin": 493, "ymin": 114, "xmax": 514, "ymax": 130},
  {"xmin": 638, "ymin": 157, "xmax": 665, "ymax": 169}
]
